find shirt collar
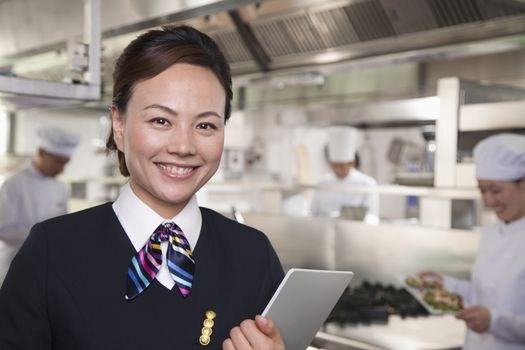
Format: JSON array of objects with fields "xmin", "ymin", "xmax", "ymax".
[
  {"xmin": 497, "ymin": 215, "xmax": 525, "ymax": 236},
  {"xmin": 112, "ymin": 182, "xmax": 202, "ymax": 251},
  {"xmin": 26, "ymin": 161, "xmax": 46, "ymax": 178}
]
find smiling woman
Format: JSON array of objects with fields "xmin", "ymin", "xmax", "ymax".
[
  {"xmin": 110, "ymin": 63, "xmax": 226, "ymax": 218},
  {"xmin": 0, "ymin": 25, "xmax": 285, "ymax": 350}
]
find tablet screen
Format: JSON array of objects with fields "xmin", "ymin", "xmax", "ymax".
[{"xmin": 262, "ymin": 268, "xmax": 354, "ymax": 350}]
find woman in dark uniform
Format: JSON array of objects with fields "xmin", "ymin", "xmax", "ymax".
[{"xmin": 0, "ymin": 25, "xmax": 285, "ymax": 350}]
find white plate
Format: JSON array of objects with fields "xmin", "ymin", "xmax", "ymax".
[{"xmin": 399, "ymin": 274, "xmax": 462, "ymax": 315}]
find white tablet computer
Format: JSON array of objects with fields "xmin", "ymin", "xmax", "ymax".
[{"xmin": 262, "ymin": 268, "xmax": 354, "ymax": 350}]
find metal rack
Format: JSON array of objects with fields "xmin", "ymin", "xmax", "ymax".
[
  {"xmin": 0, "ymin": 0, "xmax": 101, "ymax": 109},
  {"xmin": 427, "ymin": 77, "xmax": 525, "ymax": 228}
]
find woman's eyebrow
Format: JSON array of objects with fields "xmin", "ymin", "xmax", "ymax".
[
  {"xmin": 144, "ymin": 104, "xmax": 178, "ymax": 115},
  {"xmin": 196, "ymin": 111, "xmax": 224, "ymax": 119},
  {"xmin": 144, "ymin": 104, "xmax": 223, "ymax": 120}
]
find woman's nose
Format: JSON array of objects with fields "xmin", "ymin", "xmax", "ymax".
[{"xmin": 166, "ymin": 130, "xmax": 197, "ymax": 156}]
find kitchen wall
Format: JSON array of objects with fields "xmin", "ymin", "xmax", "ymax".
[{"xmin": 216, "ymin": 104, "xmax": 429, "ymax": 219}]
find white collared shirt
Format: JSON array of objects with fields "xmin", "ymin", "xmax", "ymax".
[{"xmin": 112, "ymin": 182, "xmax": 202, "ymax": 290}]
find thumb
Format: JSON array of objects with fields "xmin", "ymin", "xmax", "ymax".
[{"xmin": 255, "ymin": 315, "xmax": 282, "ymax": 342}]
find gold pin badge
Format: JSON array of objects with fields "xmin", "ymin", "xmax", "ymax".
[
  {"xmin": 199, "ymin": 334, "xmax": 210, "ymax": 346},
  {"xmin": 201, "ymin": 326, "xmax": 212, "ymax": 336},
  {"xmin": 199, "ymin": 310, "xmax": 216, "ymax": 346}
]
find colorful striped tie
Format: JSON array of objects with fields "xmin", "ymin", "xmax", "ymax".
[{"xmin": 125, "ymin": 222, "xmax": 195, "ymax": 300}]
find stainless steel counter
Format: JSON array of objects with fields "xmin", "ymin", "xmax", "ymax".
[
  {"xmin": 318, "ymin": 315, "xmax": 465, "ymax": 350},
  {"xmin": 242, "ymin": 213, "xmax": 480, "ymax": 286}
]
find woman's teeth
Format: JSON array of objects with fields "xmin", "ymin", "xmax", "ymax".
[{"xmin": 158, "ymin": 164, "xmax": 193, "ymax": 175}]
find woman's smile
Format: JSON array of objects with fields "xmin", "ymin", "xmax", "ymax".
[{"xmin": 157, "ymin": 163, "xmax": 195, "ymax": 177}]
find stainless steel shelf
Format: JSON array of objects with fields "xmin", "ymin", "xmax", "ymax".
[
  {"xmin": 460, "ymin": 100, "xmax": 525, "ymax": 131},
  {"xmin": 0, "ymin": 76, "xmax": 100, "ymax": 100},
  {"xmin": 0, "ymin": 0, "xmax": 101, "ymax": 109},
  {"xmin": 300, "ymin": 184, "xmax": 480, "ymax": 200}
]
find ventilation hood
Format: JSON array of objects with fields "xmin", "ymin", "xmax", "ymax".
[
  {"xmin": 209, "ymin": 0, "xmax": 525, "ymax": 77},
  {"xmin": 1, "ymin": 0, "xmax": 525, "ymax": 108}
]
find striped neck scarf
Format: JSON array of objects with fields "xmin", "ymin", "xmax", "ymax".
[{"xmin": 125, "ymin": 222, "xmax": 195, "ymax": 300}]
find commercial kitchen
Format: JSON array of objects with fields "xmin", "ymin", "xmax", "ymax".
[{"xmin": 1, "ymin": 0, "xmax": 525, "ymax": 349}]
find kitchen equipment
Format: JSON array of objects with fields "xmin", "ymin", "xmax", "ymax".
[
  {"xmin": 340, "ymin": 206, "xmax": 367, "ymax": 221},
  {"xmin": 326, "ymin": 281, "xmax": 428, "ymax": 326}
]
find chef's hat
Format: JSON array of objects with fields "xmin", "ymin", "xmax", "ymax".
[
  {"xmin": 36, "ymin": 127, "xmax": 80, "ymax": 157},
  {"xmin": 327, "ymin": 126, "xmax": 358, "ymax": 163},
  {"xmin": 473, "ymin": 133, "xmax": 525, "ymax": 181}
]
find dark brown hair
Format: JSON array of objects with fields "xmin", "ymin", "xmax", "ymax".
[{"xmin": 106, "ymin": 25, "xmax": 232, "ymax": 176}]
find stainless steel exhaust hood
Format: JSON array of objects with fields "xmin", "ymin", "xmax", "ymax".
[
  {"xmin": 1, "ymin": 0, "xmax": 525, "ymax": 108},
  {"xmin": 209, "ymin": 0, "xmax": 525, "ymax": 76}
]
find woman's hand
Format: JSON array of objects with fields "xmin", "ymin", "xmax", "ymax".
[
  {"xmin": 223, "ymin": 315, "xmax": 285, "ymax": 350},
  {"xmin": 456, "ymin": 305, "xmax": 491, "ymax": 333}
]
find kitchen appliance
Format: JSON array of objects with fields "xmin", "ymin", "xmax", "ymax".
[
  {"xmin": 390, "ymin": 127, "xmax": 435, "ymax": 187},
  {"xmin": 339, "ymin": 206, "xmax": 367, "ymax": 221}
]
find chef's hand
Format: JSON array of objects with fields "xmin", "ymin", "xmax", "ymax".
[
  {"xmin": 456, "ymin": 305, "xmax": 490, "ymax": 333},
  {"xmin": 223, "ymin": 315, "xmax": 285, "ymax": 350}
]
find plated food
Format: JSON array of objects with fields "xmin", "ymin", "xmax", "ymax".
[
  {"xmin": 402, "ymin": 275, "xmax": 463, "ymax": 314},
  {"xmin": 405, "ymin": 275, "xmax": 441, "ymax": 289},
  {"xmin": 423, "ymin": 288, "xmax": 463, "ymax": 313}
]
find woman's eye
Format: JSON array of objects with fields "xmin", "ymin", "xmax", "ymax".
[
  {"xmin": 151, "ymin": 117, "xmax": 169, "ymax": 126},
  {"xmin": 197, "ymin": 122, "xmax": 217, "ymax": 130}
]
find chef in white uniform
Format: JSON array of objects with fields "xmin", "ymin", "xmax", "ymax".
[
  {"xmin": 427, "ymin": 133, "xmax": 525, "ymax": 350},
  {"xmin": 310, "ymin": 126, "xmax": 379, "ymax": 223},
  {"xmin": 0, "ymin": 127, "xmax": 79, "ymax": 248}
]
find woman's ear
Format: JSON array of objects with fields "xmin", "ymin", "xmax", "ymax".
[{"xmin": 111, "ymin": 106, "xmax": 125, "ymax": 152}]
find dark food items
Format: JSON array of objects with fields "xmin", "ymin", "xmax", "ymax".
[{"xmin": 326, "ymin": 281, "xmax": 429, "ymax": 326}]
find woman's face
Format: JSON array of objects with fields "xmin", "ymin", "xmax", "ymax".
[
  {"xmin": 112, "ymin": 63, "xmax": 226, "ymax": 218},
  {"xmin": 478, "ymin": 178, "xmax": 525, "ymax": 223}
]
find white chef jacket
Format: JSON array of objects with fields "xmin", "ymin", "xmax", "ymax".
[
  {"xmin": 310, "ymin": 168, "xmax": 379, "ymax": 224},
  {"xmin": 444, "ymin": 216, "xmax": 525, "ymax": 350},
  {"xmin": 0, "ymin": 162, "xmax": 68, "ymax": 244}
]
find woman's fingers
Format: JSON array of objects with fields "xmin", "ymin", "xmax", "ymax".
[{"xmin": 222, "ymin": 317, "xmax": 285, "ymax": 350}]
